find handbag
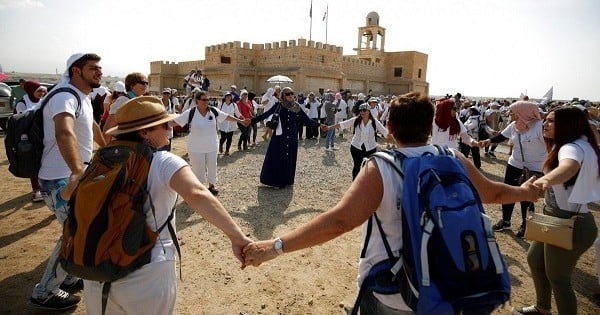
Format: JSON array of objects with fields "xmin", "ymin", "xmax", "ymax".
[
  {"xmin": 265, "ymin": 105, "xmax": 281, "ymax": 130},
  {"xmin": 517, "ymin": 134, "xmax": 543, "ymax": 184},
  {"xmin": 524, "ymin": 209, "xmax": 580, "ymax": 250}
]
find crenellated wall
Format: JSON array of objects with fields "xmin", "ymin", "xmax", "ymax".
[{"xmin": 149, "ymin": 20, "xmax": 428, "ymax": 96}]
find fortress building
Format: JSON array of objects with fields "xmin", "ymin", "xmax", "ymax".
[{"xmin": 149, "ymin": 12, "xmax": 428, "ymax": 96}]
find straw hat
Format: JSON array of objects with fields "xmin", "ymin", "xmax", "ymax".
[{"xmin": 105, "ymin": 96, "xmax": 179, "ymax": 136}]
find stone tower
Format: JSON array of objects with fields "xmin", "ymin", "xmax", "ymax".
[{"xmin": 356, "ymin": 11, "xmax": 386, "ymax": 63}]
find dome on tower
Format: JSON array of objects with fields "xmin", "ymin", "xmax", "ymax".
[{"xmin": 366, "ymin": 11, "xmax": 380, "ymax": 26}]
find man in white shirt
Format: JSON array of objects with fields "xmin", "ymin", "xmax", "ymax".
[{"xmin": 30, "ymin": 53, "xmax": 107, "ymax": 311}]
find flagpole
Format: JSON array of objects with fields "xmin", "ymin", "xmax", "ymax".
[
  {"xmin": 309, "ymin": 0, "xmax": 313, "ymax": 41},
  {"xmin": 325, "ymin": 4, "xmax": 329, "ymax": 44}
]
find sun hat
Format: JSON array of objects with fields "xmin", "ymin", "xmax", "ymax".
[
  {"xmin": 240, "ymin": 89, "xmax": 248, "ymax": 95},
  {"xmin": 357, "ymin": 93, "xmax": 365, "ymax": 101},
  {"xmin": 105, "ymin": 96, "xmax": 179, "ymax": 136},
  {"xmin": 162, "ymin": 88, "xmax": 171, "ymax": 94},
  {"xmin": 114, "ymin": 81, "xmax": 126, "ymax": 93},
  {"xmin": 358, "ymin": 103, "xmax": 370, "ymax": 111},
  {"xmin": 368, "ymin": 97, "xmax": 379, "ymax": 103}
]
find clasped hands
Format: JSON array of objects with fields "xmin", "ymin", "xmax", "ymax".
[
  {"xmin": 240, "ymin": 118, "xmax": 252, "ymax": 127},
  {"xmin": 232, "ymin": 239, "xmax": 279, "ymax": 269},
  {"xmin": 319, "ymin": 124, "xmax": 337, "ymax": 131}
]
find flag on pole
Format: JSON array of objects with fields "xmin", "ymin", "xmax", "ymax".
[
  {"xmin": 323, "ymin": 5, "xmax": 328, "ymax": 21},
  {"xmin": 542, "ymin": 86, "xmax": 553, "ymax": 101},
  {"xmin": 309, "ymin": 0, "xmax": 312, "ymax": 18}
]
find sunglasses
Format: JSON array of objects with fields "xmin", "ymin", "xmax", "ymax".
[
  {"xmin": 360, "ymin": 109, "xmax": 370, "ymax": 112},
  {"xmin": 284, "ymin": 92, "xmax": 294, "ymax": 96},
  {"xmin": 197, "ymin": 98, "xmax": 209, "ymax": 101},
  {"xmin": 137, "ymin": 81, "xmax": 149, "ymax": 86}
]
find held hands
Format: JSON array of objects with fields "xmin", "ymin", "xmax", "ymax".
[
  {"xmin": 520, "ymin": 176, "xmax": 545, "ymax": 202},
  {"xmin": 241, "ymin": 118, "xmax": 251, "ymax": 127},
  {"xmin": 319, "ymin": 124, "xmax": 329, "ymax": 132},
  {"xmin": 232, "ymin": 235, "xmax": 254, "ymax": 269},
  {"xmin": 242, "ymin": 239, "xmax": 279, "ymax": 267},
  {"xmin": 477, "ymin": 139, "xmax": 491, "ymax": 148}
]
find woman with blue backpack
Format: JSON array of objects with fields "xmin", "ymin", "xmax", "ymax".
[{"xmin": 243, "ymin": 92, "xmax": 542, "ymax": 315}]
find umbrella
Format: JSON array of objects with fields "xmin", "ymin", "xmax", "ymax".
[{"xmin": 266, "ymin": 75, "xmax": 293, "ymax": 84}]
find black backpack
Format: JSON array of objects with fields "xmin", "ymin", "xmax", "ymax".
[
  {"xmin": 4, "ymin": 87, "xmax": 81, "ymax": 178},
  {"xmin": 185, "ymin": 106, "xmax": 219, "ymax": 128}
]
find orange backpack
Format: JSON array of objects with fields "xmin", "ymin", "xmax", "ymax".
[{"xmin": 59, "ymin": 140, "xmax": 179, "ymax": 314}]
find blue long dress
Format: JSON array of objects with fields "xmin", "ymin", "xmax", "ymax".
[{"xmin": 251, "ymin": 102, "xmax": 320, "ymax": 188}]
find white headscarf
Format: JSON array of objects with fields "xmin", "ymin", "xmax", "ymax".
[{"xmin": 262, "ymin": 87, "xmax": 274, "ymax": 103}]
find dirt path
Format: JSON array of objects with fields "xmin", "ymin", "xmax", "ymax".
[{"xmin": 1, "ymin": 129, "xmax": 598, "ymax": 314}]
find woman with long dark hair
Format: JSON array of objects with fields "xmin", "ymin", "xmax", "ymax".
[
  {"xmin": 328, "ymin": 103, "xmax": 388, "ymax": 180},
  {"xmin": 513, "ymin": 107, "xmax": 600, "ymax": 315}
]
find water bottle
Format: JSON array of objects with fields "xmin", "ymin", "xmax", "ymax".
[{"xmin": 17, "ymin": 133, "xmax": 34, "ymax": 165}]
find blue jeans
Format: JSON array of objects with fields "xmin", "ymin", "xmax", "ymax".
[
  {"xmin": 32, "ymin": 178, "xmax": 75, "ymax": 298},
  {"xmin": 325, "ymin": 129, "xmax": 336, "ymax": 148}
]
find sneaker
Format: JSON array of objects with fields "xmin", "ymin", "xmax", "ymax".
[
  {"xmin": 488, "ymin": 152, "xmax": 497, "ymax": 158},
  {"xmin": 29, "ymin": 289, "xmax": 80, "ymax": 310},
  {"xmin": 59, "ymin": 279, "xmax": 83, "ymax": 293},
  {"xmin": 492, "ymin": 219, "xmax": 511, "ymax": 231},
  {"xmin": 484, "ymin": 152, "xmax": 491, "ymax": 157},
  {"xmin": 224, "ymin": 151, "xmax": 230, "ymax": 156},
  {"xmin": 32, "ymin": 191, "xmax": 43, "ymax": 203},
  {"xmin": 512, "ymin": 305, "xmax": 551, "ymax": 315},
  {"xmin": 516, "ymin": 224, "xmax": 526, "ymax": 238},
  {"xmin": 332, "ymin": 146, "xmax": 339, "ymax": 150},
  {"xmin": 208, "ymin": 185, "xmax": 219, "ymax": 196},
  {"xmin": 325, "ymin": 147, "xmax": 333, "ymax": 151}
]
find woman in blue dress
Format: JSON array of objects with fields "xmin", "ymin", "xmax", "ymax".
[{"xmin": 251, "ymin": 87, "xmax": 324, "ymax": 188}]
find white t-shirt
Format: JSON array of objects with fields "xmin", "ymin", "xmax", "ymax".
[
  {"xmin": 359, "ymin": 145, "xmax": 439, "ymax": 311},
  {"xmin": 15, "ymin": 94, "xmax": 38, "ymax": 113},
  {"xmin": 108, "ymin": 95, "xmax": 131, "ymax": 114},
  {"xmin": 218, "ymin": 102, "xmax": 241, "ymax": 133},
  {"xmin": 430, "ymin": 119, "xmax": 471, "ymax": 149},
  {"xmin": 306, "ymin": 99, "xmax": 320, "ymax": 119},
  {"xmin": 501, "ymin": 120, "xmax": 546, "ymax": 171},
  {"xmin": 334, "ymin": 99, "xmax": 348, "ymax": 120},
  {"xmin": 173, "ymin": 107, "xmax": 229, "ymax": 153},
  {"xmin": 90, "ymin": 86, "xmax": 109, "ymax": 99},
  {"xmin": 146, "ymin": 151, "xmax": 188, "ymax": 262},
  {"xmin": 339, "ymin": 117, "xmax": 387, "ymax": 151},
  {"xmin": 546, "ymin": 138, "xmax": 600, "ymax": 213},
  {"xmin": 39, "ymin": 83, "xmax": 94, "ymax": 180}
]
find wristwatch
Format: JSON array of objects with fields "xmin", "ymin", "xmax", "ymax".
[{"xmin": 273, "ymin": 237, "xmax": 284, "ymax": 255}]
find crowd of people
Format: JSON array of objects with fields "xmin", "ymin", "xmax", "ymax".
[{"xmin": 10, "ymin": 53, "xmax": 600, "ymax": 314}]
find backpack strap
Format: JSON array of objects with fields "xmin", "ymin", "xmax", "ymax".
[
  {"xmin": 187, "ymin": 107, "xmax": 196, "ymax": 127},
  {"xmin": 41, "ymin": 87, "xmax": 83, "ymax": 118},
  {"xmin": 208, "ymin": 106, "xmax": 219, "ymax": 117}
]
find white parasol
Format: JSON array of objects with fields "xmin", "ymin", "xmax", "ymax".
[{"xmin": 266, "ymin": 75, "xmax": 293, "ymax": 84}]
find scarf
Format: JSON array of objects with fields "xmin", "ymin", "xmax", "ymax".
[
  {"xmin": 435, "ymin": 99, "xmax": 460, "ymax": 136},
  {"xmin": 281, "ymin": 100, "xmax": 301, "ymax": 113},
  {"xmin": 510, "ymin": 101, "xmax": 541, "ymax": 134}
]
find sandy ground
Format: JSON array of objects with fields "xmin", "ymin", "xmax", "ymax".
[{"xmin": 1, "ymin": 127, "xmax": 599, "ymax": 315}]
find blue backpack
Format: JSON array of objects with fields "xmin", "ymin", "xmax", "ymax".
[{"xmin": 351, "ymin": 145, "xmax": 510, "ymax": 315}]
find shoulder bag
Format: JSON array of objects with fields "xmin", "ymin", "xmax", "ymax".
[
  {"xmin": 265, "ymin": 105, "xmax": 281, "ymax": 130},
  {"xmin": 524, "ymin": 205, "xmax": 580, "ymax": 250}
]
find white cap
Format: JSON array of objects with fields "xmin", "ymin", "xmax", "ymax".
[
  {"xmin": 114, "ymin": 81, "xmax": 126, "ymax": 93},
  {"xmin": 61, "ymin": 53, "xmax": 84, "ymax": 83}
]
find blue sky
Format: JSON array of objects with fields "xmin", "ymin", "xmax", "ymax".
[{"xmin": 1, "ymin": 0, "xmax": 599, "ymax": 101}]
